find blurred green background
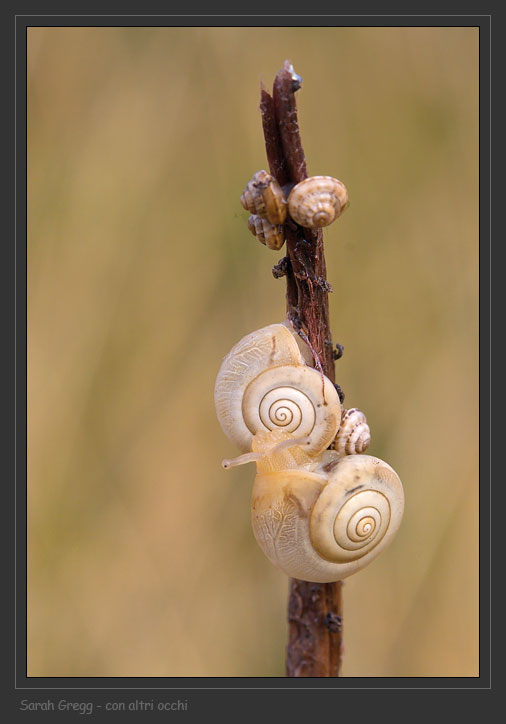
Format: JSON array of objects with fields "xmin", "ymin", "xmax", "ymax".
[{"xmin": 27, "ymin": 26, "xmax": 479, "ymax": 677}]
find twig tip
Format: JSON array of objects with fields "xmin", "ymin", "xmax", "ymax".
[{"xmin": 282, "ymin": 59, "xmax": 303, "ymax": 91}]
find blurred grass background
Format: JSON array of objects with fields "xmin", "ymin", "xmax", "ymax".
[{"xmin": 27, "ymin": 26, "xmax": 479, "ymax": 677}]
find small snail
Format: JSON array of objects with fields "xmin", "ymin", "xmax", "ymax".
[
  {"xmin": 215, "ymin": 322, "xmax": 404, "ymax": 583},
  {"xmin": 332, "ymin": 408, "xmax": 371, "ymax": 456},
  {"xmin": 223, "ymin": 429, "xmax": 404, "ymax": 582},
  {"xmin": 248, "ymin": 214, "xmax": 285, "ymax": 251},
  {"xmin": 214, "ymin": 323, "xmax": 341, "ymax": 456},
  {"xmin": 287, "ymin": 176, "xmax": 348, "ymax": 228},
  {"xmin": 240, "ymin": 170, "xmax": 287, "ymax": 225}
]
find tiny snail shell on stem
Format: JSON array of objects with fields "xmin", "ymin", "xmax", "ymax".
[
  {"xmin": 214, "ymin": 323, "xmax": 341, "ymax": 457},
  {"xmin": 240, "ymin": 170, "xmax": 287, "ymax": 225},
  {"xmin": 247, "ymin": 214, "xmax": 285, "ymax": 251},
  {"xmin": 333, "ymin": 408, "xmax": 371, "ymax": 456},
  {"xmin": 225, "ymin": 429, "xmax": 404, "ymax": 583},
  {"xmin": 287, "ymin": 175, "xmax": 349, "ymax": 229}
]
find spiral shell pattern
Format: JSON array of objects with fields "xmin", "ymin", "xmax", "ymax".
[
  {"xmin": 258, "ymin": 388, "xmax": 312, "ymax": 433},
  {"xmin": 310, "ymin": 455, "xmax": 403, "ymax": 569},
  {"xmin": 240, "ymin": 170, "xmax": 287, "ymax": 225},
  {"xmin": 287, "ymin": 176, "xmax": 348, "ymax": 228},
  {"xmin": 317, "ymin": 490, "xmax": 390, "ymax": 562},
  {"xmin": 333, "ymin": 408, "xmax": 371, "ymax": 456},
  {"xmin": 247, "ymin": 214, "xmax": 285, "ymax": 250},
  {"xmin": 215, "ymin": 324, "xmax": 304, "ymax": 453},
  {"xmin": 215, "ymin": 323, "xmax": 341, "ymax": 455},
  {"xmin": 242, "ymin": 365, "xmax": 341, "ymax": 456},
  {"xmin": 251, "ymin": 454, "xmax": 404, "ymax": 582}
]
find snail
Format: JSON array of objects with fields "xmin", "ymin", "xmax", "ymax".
[
  {"xmin": 214, "ymin": 323, "xmax": 341, "ymax": 457},
  {"xmin": 332, "ymin": 408, "xmax": 371, "ymax": 456},
  {"xmin": 224, "ymin": 429, "xmax": 404, "ymax": 582},
  {"xmin": 214, "ymin": 322, "xmax": 404, "ymax": 583},
  {"xmin": 247, "ymin": 214, "xmax": 285, "ymax": 251},
  {"xmin": 240, "ymin": 170, "xmax": 287, "ymax": 225},
  {"xmin": 287, "ymin": 175, "xmax": 348, "ymax": 228}
]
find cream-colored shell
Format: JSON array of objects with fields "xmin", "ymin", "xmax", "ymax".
[
  {"xmin": 251, "ymin": 453, "xmax": 404, "ymax": 582},
  {"xmin": 247, "ymin": 214, "xmax": 285, "ymax": 250},
  {"xmin": 214, "ymin": 324, "xmax": 341, "ymax": 456},
  {"xmin": 287, "ymin": 176, "xmax": 348, "ymax": 228},
  {"xmin": 279, "ymin": 320, "xmax": 314, "ymax": 367},
  {"xmin": 333, "ymin": 408, "xmax": 371, "ymax": 455}
]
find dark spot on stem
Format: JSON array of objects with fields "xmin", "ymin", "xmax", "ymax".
[{"xmin": 324, "ymin": 612, "xmax": 342, "ymax": 633}]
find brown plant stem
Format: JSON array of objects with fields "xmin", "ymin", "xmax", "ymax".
[{"xmin": 260, "ymin": 60, "xmax": 344, "ymax": 678}]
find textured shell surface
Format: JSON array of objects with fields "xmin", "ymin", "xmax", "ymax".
[
  {"xmin": 214, "ymin": 324, "xmax": 305, "ymax": 453},
  {"xmin": 247, "ymin": 214, "xmax": 285, "ymax": 250},
  {"xmin": 242, "ymin": 364, "xmax": 341, "ymax": 456},
  {"xmin": 240, "ymin": 170, "xmax": 287, "ymax": 225},
  {"xmin": 280, "ymin": 320, "xmax": 314, "ymax": 367},
  {"xmin": 310, "ymin": 455, "xmax": 403, "ymax": 569},
  {"xmin": 251, "ymin": 454, "xmax": 404, "ymax": 582},
  {"xmin": 333, "ymin": 408, "xmax": 371, "ymax": 456},
  {"xmin": 287, "ymin": 176, "xmax": 348, "ymax": 228}
]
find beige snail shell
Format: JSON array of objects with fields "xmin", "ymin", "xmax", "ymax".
[
  {"xmin": 247, "ymin": 214, "xmax": 285, "ymax": 251},
  {"xmin": 214, "ymin": 323, "xmax": 341, "ymax": 457},
  {"xmin": 333, "ymin": 408, "xmax": 371, "ymax": 456},
  {"xmin": 250, "ymin": 431, "xmax": 404, "ymax": 582},
  {"xmin": 240, "ymin": 170, "xmax": 287, "ymax": 225},
  {"xmin": 287, "ymin": 176, "xmax": 348, "ymax": 228}
]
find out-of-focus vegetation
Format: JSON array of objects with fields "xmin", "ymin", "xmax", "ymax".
[{"xmin": 27, "ymin": 27, "xmax": 479, "ymax": 677}]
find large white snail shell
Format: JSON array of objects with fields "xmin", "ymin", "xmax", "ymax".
[
  {"xmin": 251, "ymin": 454, "xmax": 404, "ymax": 582},
  {"xmin": 214, "ymin": 324, "xmax": 341, "ymax": 456}
]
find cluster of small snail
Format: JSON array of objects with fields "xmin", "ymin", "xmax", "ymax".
[
  {"xmin": 240, "ymin": 170, "xmax": 349, "ymax": 250},
  {"xmin": 214, "ymin": 323, "xmax": 404, "ymax": 583}
]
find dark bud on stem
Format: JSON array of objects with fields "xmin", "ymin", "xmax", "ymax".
[
  {"xmin": 334, "ymin": 382, "xmax": 345, "ymax": 404},
  {"xmin": 324, "ymin": 612, "xmax": 342, "ymax": 633},
  {"xmin": 272, "ymin": 256, "xmax": 291, "ymax": 279},
  {"xmin": 333, "ymin": 343, "xmax": 344, "ymax": 361}
]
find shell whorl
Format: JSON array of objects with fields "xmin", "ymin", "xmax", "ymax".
[
  {"xmin": 333, "ymin": 408, "xmax": 371, "ymax": 456},
  {"xmin": 243, "ymin": 365, "xmax": 341, "ymax": 456},
  {"xmin": 215, "ymin": 324, "xmax": 302, "ymax": 453},
  {"xmin": 247, "ymin": 214, "xmax": 285, "ymax": 250},
  {"xmin": 240, "ymin": 170, "xmax": 287, "ymax": 225},
  {"xmin": 214, "ymin": 324, "xmax": 341, "ymax": 456},
  {"xmin": 287, "ymin": 176, "xmax": 348, "ymax": 228},
  {"xmin": 309, "ymin": 455, "xmax": 403, "ymax": 573}
]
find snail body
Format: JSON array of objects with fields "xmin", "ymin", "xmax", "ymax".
[
  {"xmin": 333, "ymin": 408, "xmax": 371, "ymax": 456},
  {"xmin": 240, "ymin": 170, "xmax": 287, "ymax": 225},
  {"xmin": 287, "ymin": 176, "xmax": 348, "ymax": 228},
  {"xmin": 249, "ymin": 431, "xmax": 404, "ymax": 582}
]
